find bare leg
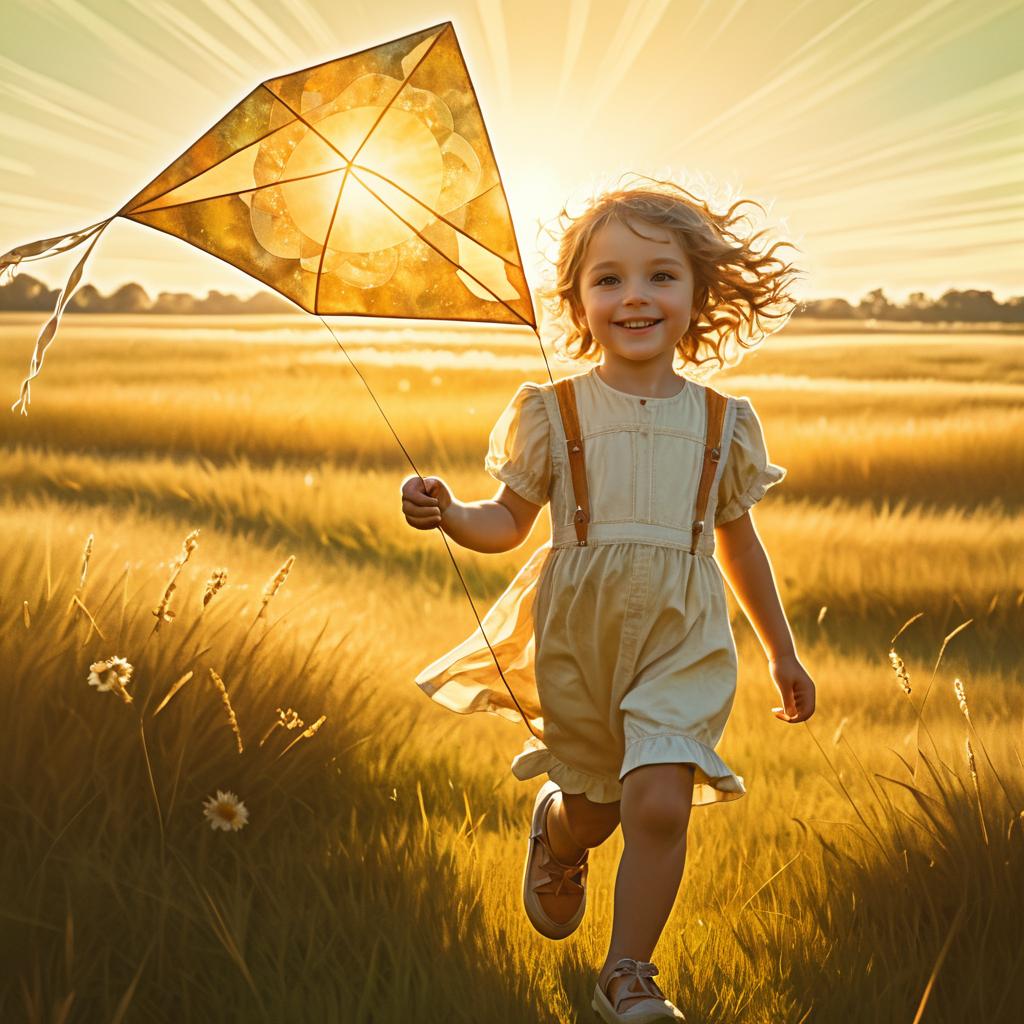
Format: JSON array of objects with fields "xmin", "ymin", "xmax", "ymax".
[
  {"xmin": 535, "ymin": 788, "xmax": 621, "ymax": 925},
  {"xmin": 598, "ymin": 763, "xmax": 695, "ymax": 1013}
]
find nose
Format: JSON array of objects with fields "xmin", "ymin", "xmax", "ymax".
[{"xmin": 621, "ymin": 277, "xmax": 652, "ymax": 305}]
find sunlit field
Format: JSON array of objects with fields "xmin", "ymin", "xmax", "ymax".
[{"xmin": 1, "ymin": 313, "xmax": 1021, "ymax": 1023}]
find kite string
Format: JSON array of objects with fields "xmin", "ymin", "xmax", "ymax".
[{"xmin": 316, "ymin": 315, "xmax": 558, "ymax": 742}]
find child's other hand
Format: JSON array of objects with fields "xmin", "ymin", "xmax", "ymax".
[
  {"xmin": 769, "ymin": 653, "xmax": 816, "ymax": 723},
  {"xmin": 401, "ymin": 475, "xmax": 453, "ymax": 530}
]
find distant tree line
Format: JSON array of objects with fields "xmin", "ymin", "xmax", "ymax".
[
  {"xmin": 1, "ymin": 273, "xmax": 1021, "ymax": 322},
  {"xmin": 0, "ymin": 273, "xmax": 291, "ymax": 315},
  {"xmin": 796, "ymin": 287, "xmax": 1024, "ymax": 323}
]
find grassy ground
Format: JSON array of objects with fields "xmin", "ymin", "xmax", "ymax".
[{"xmin": 1, "ymin": 314, "xmax": 1021, "ymax": 1022}]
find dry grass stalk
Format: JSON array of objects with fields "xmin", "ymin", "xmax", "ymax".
[
  {"xmin": 832, "ymin": 716, "xmax": 848, "ymax": 746},
  {"xmin": 153, "ymin": 670, "xmax": 195, "ymax": 717},
  {"xmin": 816, "ymin": 605, "xmax": 828, "ymax": 624},
  {"xmin": 22, "ymin": 600, "xmax": 30, "ymax": 629},
  {"xmin": 258, "ymin": 555, "xmax": 294, "ymax": 619},
  {"xmin": 208, "ymin": 668, "xmax": 243, "ymax": 754},
  {"xmin": 78, "ymin": 533, "xmax": 93, "ymax": 591},
  {"xmin": 259, "ymin": 706, "xmax": 304, "ymax": 747},
  {"xmin": 202, "ymin": 568, "xmax": 228, "ymax": 609},
  {"xmin": 889, "ymin": 611, "xmax": 924, "ymax": 646},
  {"xmin": 888, "ymin": 649, "xmax": 912, "ymax": 695},
  {"xmin": 70, "ymin": 594, "xmax": 106, "ymax": 641}
]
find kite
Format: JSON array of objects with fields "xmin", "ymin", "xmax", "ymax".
[{"xmin": 1, "ymin": 21, "xmax": 555, "ymax": 740}]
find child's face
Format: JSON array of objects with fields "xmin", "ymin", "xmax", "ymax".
[{"xmin": 576, "ymin": 217, "xmax": 696, "ymax": 367}]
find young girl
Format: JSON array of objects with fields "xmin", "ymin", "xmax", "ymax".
[{"xmin": 401, "ymin": 177, "xmax": 816, "ymax": 1023}]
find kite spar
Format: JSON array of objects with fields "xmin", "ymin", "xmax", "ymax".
[{"xmin": 2, "ymin": 21, "xmax": 557, "ymax": 740}]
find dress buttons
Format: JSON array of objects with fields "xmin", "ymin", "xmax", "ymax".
[{"xmin": 639, "ymin": 399, "xmax": 647, "ymax": 405}]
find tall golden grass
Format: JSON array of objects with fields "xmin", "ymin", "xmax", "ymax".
[{"xmin": 1, "ymin": 316, "xmax": 1021, "ymax": 1021}]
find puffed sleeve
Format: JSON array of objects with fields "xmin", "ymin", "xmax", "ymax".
[
  {"xmin": 715, "ymin": 397, "xmax": 786, "ymax": 526},
  {"xmin": 484, "ymin": 382, "xmax": 552, "ymax": 506}
]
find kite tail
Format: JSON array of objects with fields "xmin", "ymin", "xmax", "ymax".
[{"xmin": 6, "ymin": 217, "xmax": 116, "ymax": 416}]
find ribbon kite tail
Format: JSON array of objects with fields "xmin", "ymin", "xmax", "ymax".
[{"xmin": 5, "ymin": 216, "xmax": 116, "ymax": 416}]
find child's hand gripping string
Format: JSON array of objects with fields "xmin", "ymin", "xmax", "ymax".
[{"xmin": 401, "ymin": 475, "xmax": 452, "ymax": 531}]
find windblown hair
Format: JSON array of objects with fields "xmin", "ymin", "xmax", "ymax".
[{"xmin": 540, "ymin": 173, "xmax": 805, "ymax": 377}]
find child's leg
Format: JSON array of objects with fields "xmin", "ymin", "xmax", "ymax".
[
  {"xmin": 598, "ymin": 763, "xmax": 695, "ymax": 1013},
  {"xmin": 535, "ymin": 789, "xmax": 620, "ymax": 925},
  {"xmin": 549, "ymin": 790, "xmax": 621, "ymax": 860}
]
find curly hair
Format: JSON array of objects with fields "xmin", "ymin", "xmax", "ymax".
[{"xmin": 539, "ymin": 173, "xmax": 805, "ymax": 378}]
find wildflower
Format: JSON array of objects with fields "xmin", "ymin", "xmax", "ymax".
[
  {"xmin": 202, "ymin": 790, "xmax": 249, "ymax": 832},
  {"xmin": 88, "ymin": 656, "xmax": 134, "ymax": 704},
  {"xmin": 258, "ymin": 555, "xmax": 294, "ymax": 619},
  {"xmin": 202, "ymin": 568, "xmax": 228, "ymax": 608},
  {"xmin": 259, "ymin": 706, "xmax": 305, "ymax": 747},
  {"xmin": 953, "ymin": 677, "xmax": 970, "ymax": 721},
  {"xmin": 888, "ymin": 649, "xmax": 912, "ymax": 695}
]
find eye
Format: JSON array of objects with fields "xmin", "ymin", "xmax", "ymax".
[
  {"xmin": 652, "ymin": 271, "xmax": 675, "ymax": 281},
  {"xmin": 595, "ymin": 275, "xmax": 618, "ymax": 286}
]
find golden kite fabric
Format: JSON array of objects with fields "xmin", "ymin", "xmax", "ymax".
[{"xmin": 4, "ymin": 21, "xmax": 536, "ymax": 412}]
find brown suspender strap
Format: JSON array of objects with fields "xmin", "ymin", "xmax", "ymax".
[
  {"xmin": 554, "ymin": 377, "xmax": 590, "ymax": 546},
  {"xmin": 690, "ymin": 386, "xmax": 728, "ymax": 554}
]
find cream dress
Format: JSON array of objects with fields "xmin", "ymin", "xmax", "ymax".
[{"xmin": 415, "ymin": 366, "xmax": 785, "ymax": 806}]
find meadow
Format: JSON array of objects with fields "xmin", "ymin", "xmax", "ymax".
[{"xmin": 0, "ymin": 313, "xmax": 1021, "ymax": 1023}]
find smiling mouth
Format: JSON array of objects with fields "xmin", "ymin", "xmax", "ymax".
[{"xmin": 615, "ymin": 319, "xmax": 663, "ymax": 331}]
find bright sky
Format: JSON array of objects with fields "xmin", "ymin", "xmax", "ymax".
[{"xmin": 1, "ymin": 0, "xmax": 1021, "ymax": 304}]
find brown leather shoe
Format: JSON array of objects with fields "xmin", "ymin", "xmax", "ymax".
[
  {"xmin": 522, "ymin": 781, "xmax": 589, "ymax": 939},
  {"xmin": 592, "ymin": 959, "xmax": 686, "ymax": 1022}
]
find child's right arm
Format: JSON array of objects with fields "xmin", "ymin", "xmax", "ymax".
[{"xmin": 401, "ymin": 475, "xmax": 542, "ymax": 553}]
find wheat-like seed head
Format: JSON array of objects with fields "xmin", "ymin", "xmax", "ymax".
[
  {"xmin": 152, "ymin": 579, "xmax": 177, "ymax": 630},
  {"xmin": 209, "ymin": 668, "xmax": 243, "ymax": 754},
  {"xmin": 258, "ymin": 555, "xmax": 295, "ymax": 618},
  {"xmin": 964, "ymin": 736, "xmax": 978, "ymax": 782},
  {"xmin": 202, "ymin": 568, "xmax": 229, "ymax": 609},
  {"xmin": 888, "ymin": 649, "xmax": 912, "ymax": 695},
  {"xmin": 953, "ymin": 677, "xmax": 971, "ymax": 721},
  {"xmin": 175, "ymin": 529, "xmax": 200, "ymax": 570}
]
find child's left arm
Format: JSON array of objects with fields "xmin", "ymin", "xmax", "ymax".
[{"xmin": 715, "ymin": 510, "xmax": 817, "ymax": 724}]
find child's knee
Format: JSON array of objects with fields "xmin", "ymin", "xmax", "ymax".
[{"xmin": 621, "ymin": 763, "xmax": 695, "ymax": 841}]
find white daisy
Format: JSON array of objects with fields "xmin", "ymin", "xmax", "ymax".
[
  {"xmin": 87, "ymin": 656, "xmax": 134, "ymax": 703},
  {"xmin": 202, "ymin": 790, "xmax": 250, "ymax": 832}
]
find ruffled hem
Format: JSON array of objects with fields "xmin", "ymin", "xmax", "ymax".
[
  {"xmin": 511, "ymin": 737, "xmax": 624, "ymax": 804},
  {"xmin": 716, "ymin": 463, "xmax": 786, "ymax": 526},
  {"xmin": 510, "ymin": 733, "xmax": 746, "ymax": 807},
  {"xmin": 621, "ymin": 732, "xmax": 746, "ymax": 806}
]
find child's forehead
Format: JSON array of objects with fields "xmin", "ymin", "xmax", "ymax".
[{"xmin": 582, "ymin": 216, "xmax": 687, "ymax": 266}]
